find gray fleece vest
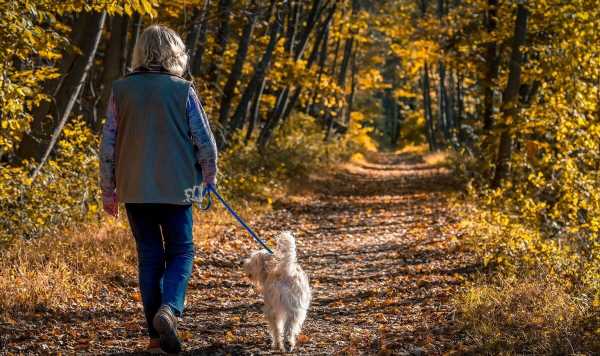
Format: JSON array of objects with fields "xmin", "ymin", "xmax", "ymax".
[{"xmin": 112, "ymin": 71, "xmax": 202, "ymax": 204}]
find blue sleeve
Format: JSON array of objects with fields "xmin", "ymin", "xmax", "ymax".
[
  {"xmin": 99, "ymin": 92, "xmax": 117, "ymax": 195},
  {"xmin": 187, "ymin": 86, "xmax": 218, "ymax": 184}
]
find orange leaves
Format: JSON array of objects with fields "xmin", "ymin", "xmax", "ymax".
[
  {"xmin": 297, "ymin": 334, "xmax": 310, "ymax": 344},
  {"xmin": 132, "ymin": 291, "xmax": 141, "ymax": 302},
  {"xmin": 2, "ymin": 150, "xmax": 472, "ymax": 354}
]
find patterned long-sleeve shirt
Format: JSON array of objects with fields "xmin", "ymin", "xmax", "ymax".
[{"xmin": 99, "ymin": 86, "xmax": 218, "ymax": 196}]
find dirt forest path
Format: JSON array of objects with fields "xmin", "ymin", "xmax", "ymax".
[
  {"xmin": 176, "ymin": 151, "xmax": 473, "ymax": 355},
  {"xmin": 2, "ymin": 152, "xmax": 475, "ymax": 355}
]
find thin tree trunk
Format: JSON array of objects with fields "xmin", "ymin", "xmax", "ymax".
[
  {"xmin": 292, "ymin": 0, "xmax": 324, "ymax": 59},
  {"xmin": 281, "ymin": 3, "xmax": 336, "ymax": 122},
  {"xmin": 120, "ymin": 16, "xmax": 130, "ymax": 75},
  {"xmin": 418, "ymin": 0, "xmax": 436, "ymax": 150},
  {"xmin": 285, "ymin": 0, "xmax": 301, "ymax": 54},
  {"xmin": 330, "ymin": 34, "xmax": 354, "ymax": 136},
  {"xmin": 436, "ymin": 0, "xmax": 450, "ymax": 142},
  {"xmin": 17, "ymin": 11, "xmax": 107, "ymax": 162},
  {"xmin": 438, "ymin": 62, "xmax": 451, "ymax": 140},
  {"xmin": 382, "ymin": 56, "xmax": 399, "ymax": 146},
  {"xmin": 345, "ymin": 50, "xmax": 358, "ymax": 126},
  {"xmin": 97, "ymin": 14, "xmax": 128, "ymax": 131},
  {"xmin": 257, "ymin": 0, "xmax": 324, "ymax": 149},
  {"xmin": 30, "ymin": 11, "xmax": 107, "ymax": 178},
  {"xmin": 382, "ymin": 90, "xmax": 394, "ymax": 144},
  {"xmin": 245, "ymin": 77, "xmax": 266, "ymax": 142},
  {"xmin": 306, "ymin": 22, "xmax": 329, "ymax": 115},
  {"xmin": 126, "ymin": 13, "xmax": 143, "ymax": 71},
  {"xmin": 455, "ymin": 69, "xmax": 466, "ymax": 143},
  {"xmin": 190, "ymin": 0, "xmax": 211, "ymax": 76},
  {"xmin": 422, "ymin": 61, "xmax": 437, "ymax": 151},
  {"xmin": 483, "ymin": 0, "xmax": 499, "ymax": 130},
  {"xmin": 329, "ymin": 35, "xmax": 341, "ymax": 78},
  {"xmin": 445, "ymin": 66, "xmax": 456, "ymax": 131},
  {"xmin": 218, "ymin": 8, "xmax": 257, "ymax": 125},
  {"xmin": 492, "ymin": 2, "xmax": 528, "ymax": 187},
  {"xmin": 391, "ymin": 98, "xmax": 402, "ymax": 146},
  {"xmin": 226, "ymin": 2, "xmax": 280, "ymax": 139},
  {"xmin": 207, "ymin": 0, "xmax": 233, "ymax": 90}
]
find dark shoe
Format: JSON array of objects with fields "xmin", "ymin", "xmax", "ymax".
[{"xmin": 152, "ymin": 305, "xmax": 182, "ymax": 354}]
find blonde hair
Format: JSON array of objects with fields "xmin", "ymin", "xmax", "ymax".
[{"xmin": 132, "ymin": 25, "xmax": 188, "ymax": 76}]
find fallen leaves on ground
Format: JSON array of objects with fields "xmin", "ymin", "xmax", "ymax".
[{"xmin": 0, "ymin": 152, "xmax": 475, "ymax": 355}]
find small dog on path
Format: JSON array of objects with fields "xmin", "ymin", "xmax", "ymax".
[{"xmin": 243, "ymin": 231, "xmax": 311, "ymax": 352}]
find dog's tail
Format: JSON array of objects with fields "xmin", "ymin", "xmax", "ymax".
[{"xmin": 277, "ymin": 231, "xmax": 297, "ymax": 264}]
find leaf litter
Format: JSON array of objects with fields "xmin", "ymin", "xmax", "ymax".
[{"xmin": 0, "ymin": 152, "xmax": 475, "ymax": 355}]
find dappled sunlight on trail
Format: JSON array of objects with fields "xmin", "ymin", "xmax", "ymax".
[
  {"xmin": 0, "ymin": 152, "xmax": 474, "ymax": 355},
  {"xmin": 175, "ymin": 151, "xmax": 473, "ymax": 355}
]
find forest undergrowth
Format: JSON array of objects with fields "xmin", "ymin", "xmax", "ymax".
[
  {"xmin": 1, "ymin": 146, "xmax": 476, "ymax": 355},
  {"xmin": 450, "ymin": 155, "xmax": 600, "ymax": 354},
  {"xmin": 0, "ymin": 114, "xmax": 371, "ymax": 316},
  {"xmin": 1, "ymin": 0, "xmax": 599, "ymax": 354}
]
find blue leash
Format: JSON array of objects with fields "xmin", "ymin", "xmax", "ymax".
[{"xmin": 199, "ymin": 185, "xmax": 274, "ymax": 255}]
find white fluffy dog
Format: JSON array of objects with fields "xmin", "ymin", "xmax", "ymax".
[{"xmin": 243, "ymin": 231, "xmax": 311, "ymax": 352}]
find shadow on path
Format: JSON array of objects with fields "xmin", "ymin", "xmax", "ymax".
[{"xmin": 2, "ymin": 151, "xmax": 474, "ymax": 355}]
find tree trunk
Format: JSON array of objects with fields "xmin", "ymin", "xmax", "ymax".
[
  {"xmin": 226, "ymin": 2, "xmax": 280, "ymax": 139},
  {"xmin": 284, "ymin": 0, "xmax": 301, "ymax": 54},
  {"xmin": 483, "ymin": 0, "xmax": 499, "ymax": 130},
  {"xmin": 345, "ymin": 50, "xmax": 358, "ymax": 126},
  {"xmin": 188, "ymin": 0, "xmax": 211, "ymax": 76},
  {"xmin": 126, "ymin": 13, "xmax": 143, "ymax": 71},
  {"xmin": 257, "ymin": 0, "xmax": 324, "ymax": 149},
  {"xmin": 438, "ymin": 62, "xmax": 451, "ymax": 141},
  {"xmin": 382, "ymin": 90, "xmax": 395, "ymax": 145},
  {"xmin": 218, "ymin": 9, "xmax": 257, "ymax": 125},
  {"xmin": 390, "ymin": 98, "xmax": 402, "ymax": 146},
  {"xmin": 97, "ymin": 14, "xmax": 128, "ymax": 131},
  {"xmin": 245, "ymin": 76, "xmax": 266, "ymax": 142},
  {"xmin": 456, "ymin": 70, "xmax": 464, "ymax": 130},
  {"xmin": 492, "ymin": 2, "xmax": 528, "ymax": 187},
  {"xmin": 329, "ymin": 34, "xmax": 341, "ymax": 78},
  {"xmin": 436, "ymin": 0, "xmax": 451, "ymax": 143},
  {"xmin": 17, "ymin": 11, "xmax": 107, "ymax": 162},
  {"xmin": 422, "ymin": 61, "xmax": 437, "ymax": 151},
  {"xmin": 382, "ymin": 56, "xmax": 399, "ymax": 146},
  {"xmin": 445, "ymin": 66, "xmax": 456, "ymax": 131},
  {"xmin": 332, "ymin": 35, "xmax": 354, "ymax": 130},
  {"xmin": 306, "ymin": 22, "xmax": 329, "ymax": 115},
  {"xmin": 207, "ymin": 0, "xmax": 233, "ymax": 90},
  {"xmin": 281, "ymin": 3, "xmax": 337, "ymax": 122}
]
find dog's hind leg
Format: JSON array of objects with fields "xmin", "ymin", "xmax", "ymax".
[
  {"xmin": 266, "ymin": 311, "xmax": 285, "ymax": 351},
  {"xmin": 286, "ymin": 309, "xmax": 307, "ymax": 352}
]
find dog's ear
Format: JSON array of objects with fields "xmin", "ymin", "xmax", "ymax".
[
  {"xmin": 243, "ymin": 253, "xmax": 259, "ymax": 279},
  {"xmin": 244, "ymin": 251, "xmax": 270, "ymax": 282}
]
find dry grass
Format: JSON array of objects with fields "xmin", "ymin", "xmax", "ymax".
[
  {"xmin": 455, "ymin": 276, "xmax": 598, "ymax": 355},
  {"xmin": 395, "ymin": 143, "xmax": 429, "ymax": 155},
  {"xmin": 423, "ymin": 150, "xmax": 451, "ymax": 166},
  {"xmin": 0, "ymin": 220, "xmax": 134, "ymax": 314},
  {"xmin": 0, "ymin": 203, "xmax": 269, "ymax": 316},
  {"xmin": 393, "ymin": 144, "xmax": 452, "ymax": 166}
]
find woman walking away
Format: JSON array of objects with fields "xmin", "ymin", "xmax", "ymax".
[{"xmin": 99, "ymin": 25, "xmax": 218, "ymax": 354}]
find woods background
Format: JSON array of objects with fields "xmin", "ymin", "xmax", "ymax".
[{"xmin": 0, "ymin": 0, "xmax": 598, "ymax": 354}]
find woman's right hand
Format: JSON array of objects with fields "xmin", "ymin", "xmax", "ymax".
[{"xmin": 102, "ymin": 191, "xmax": 119, "ymax": 218}]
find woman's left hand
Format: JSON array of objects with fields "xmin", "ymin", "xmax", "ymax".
[{"xmin": 204, "ymin": 177, "xmax": 217, "ymax": 190}]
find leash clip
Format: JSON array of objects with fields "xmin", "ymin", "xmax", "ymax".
[{"xmin": 197, "ymin": 184, "xmax": 212, "ymax": 211}]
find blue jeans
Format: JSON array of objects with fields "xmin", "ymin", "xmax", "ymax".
[{"xmin": 125, "ymin": 203, "xmax": 195, "ymax": 338}]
